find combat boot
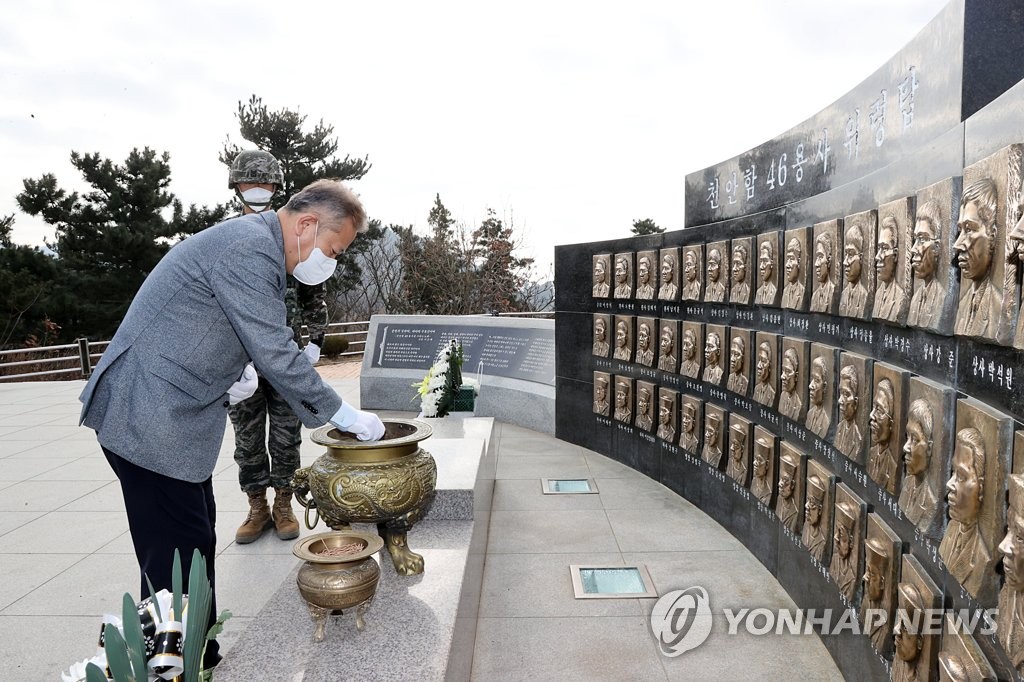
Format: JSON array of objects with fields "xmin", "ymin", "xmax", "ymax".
[
  {"xmin": 272, "ymin": 487, "xmax": 300, "ymax": 540},
  {"xmin": 235, "ymin": 490, "xmax": 272, "ymax": 544}
]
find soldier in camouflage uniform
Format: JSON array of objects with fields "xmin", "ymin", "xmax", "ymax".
[{"xmin": 226, "ymin": 150, "xmax": 330, "ymax": 544}]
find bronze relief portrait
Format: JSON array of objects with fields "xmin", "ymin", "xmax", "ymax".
[
  {"xmin": 613, "ymin": 252, "xmax": 634, "ymax": 299},
  {"xmin": 805, "ymin": 343, "xmax": 836, "ymax": 439},
  {"xmin": 679, "ymin": 395, "xmax": 703, "ymax": 455},
  {"xmin": 776, "ymin": 442, "xmax": 805, "ymax": 535},
  {"xmin": 899, "ymin": 376, "xmax": 953, "ymax": 538},
  {"xmin": 872, "ymin": 197, "xmax": 914, "ymax": 325},
  {"xmin": 908, "ymin": 177, "xmax": 962, "ymax": 334},
  {"xmin": 755, "ymin": 230, "xmax": 782, "ymax": 306},
  {"xmin": 613, "ymin": 376, "xmax": 633, "ymax": 424},
  {"xmin": 657, "ymin": 319, "xmax": 679, "ymax": 372},
  {"xmin": 726, "ymin": 414, "xmax": 751, "ymax": 486},
  {"xmin": 729, "ymin": 237, "xmax": 753, "ymax": 305},
  {"xmin": 681, "ymin": 245, "xmax": 703, "ymax": 301},
  {"xmin": 778, "ymin": 337, "xmax": 808, "ymax": 423},
  {"xmin": 635, "ymin": 250, "xmax": 657, "ymax": 300},
  {"xmin": 809, "ymin": 219, "xmax": 841, "ymax": 314},
  {"xmin": 612, "ymin": 315, "xmax": 634, "ymax": 362},
  {"xmin": 839, "ymin": 209, "xmax": 877, "ymax": 319},
  {"xmin": 867, "ymin": 362, "xmax": 907, "ymax": 498},
  {"xmin": 658, "ymin": 247, "xmax": 680, "ymax": 301},
  {"xmin": 802, "ymin": 458, "xmax": 834, "ymax": 565},
  {"xmin": 702, "ymin": 323, "xmax": 726, "ymax": 386},
  {"xmin": 679, "ymin": 321, "xmax": 703, "ymax": 379},
  {"xmin": 998, "ymin": 473, "xmax": 1024, "ymax": 676},
  {"xmin": 592, "ymin": 254, "xmax": 612, "ymax": 298},
  {"xmin": 593, "ymin": 372, "xmax": 611, "ymax": 417},
  {"xmin": 781, "ymin": 226, "xmax": 810, "ymax": 311},
  {"xmin": 635, "ymin": 316, "xmax": 656, "ymax": 367},
  {"xmin": 702, "ymin": 403, "xmax": 727, "ymax": 469},
  {"xmin": 751, "ymin": 426, "xmax": 776, "ymax": 507},
  {"xmin": 752, "ymin": 332, "xmax": 778, "ymax": 409},
  {"xmin": 937, "ymin": 612, "xmax": 996, "ymax": 681},
  {"xmin": 592, "ymin": 314, "xmax": 610, "ymax": 357},
  {"xmin": 656, "ymin": 388, "xmax": 678, "ymax": 443},
  {"xmin": 704, "ymin": 240, "xmax": 729, "ymax": 303},
  {"xmin": 938, "ymin": 397, "xmax": 1011, "ymax": 605},
  {"xmin": 835, "ymin": 352, "xmax": 872, "ymax": 465},
  {"xmin": 892, "ymin": 555, "xmax": 941, "ymax": 682},
  {"xmin": 634, "ymin": 380, "xmax": 655, "ymax": 432},
  {"xmin": 830, "ymin": 484, "xmax": 866, "ymax": 604},
  {"xmin": 725, "ymin": 327, "xmax": 751, "ymax": 397},
  {"xmin": 860, "ymin": 514, "xmax": 900, "ymax": 657}
]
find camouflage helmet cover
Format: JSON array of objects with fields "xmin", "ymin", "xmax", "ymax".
[{"xmin": 228, "ymin": 149, "xmax": 284, "ymax": 188}]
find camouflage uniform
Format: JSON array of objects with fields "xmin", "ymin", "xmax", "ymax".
[{"xmin": 228, "ymin": 276, "xmax": 328, "ymax": 492}]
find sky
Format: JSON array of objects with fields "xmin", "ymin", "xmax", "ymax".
[{"xmin": 0, "ymin": 0, "xmax": 952, "ymax": 277}]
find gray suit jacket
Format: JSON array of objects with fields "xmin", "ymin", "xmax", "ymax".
[{"xmin": 80, "ymin": 212, "xmax": 343, "ymax": 482}]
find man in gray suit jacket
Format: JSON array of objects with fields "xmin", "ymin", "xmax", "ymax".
[{"xmin": 79, "ymin": 179, "xmax": 384, "ymax": 669}]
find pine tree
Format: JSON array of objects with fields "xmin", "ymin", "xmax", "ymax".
[
  {"xmin": 399, "ymin": 195, "xmax": 475, "ymax": 314},
  {"xmin": 472, "ymin": 209, "xmax": 534, "ymax": 313},
  {"xmin": 631, "ymin": 218, "xmax": 665, "ymax": 236}
]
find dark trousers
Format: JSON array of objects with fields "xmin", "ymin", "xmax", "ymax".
[{"xmin": 103, "ymin": 446, "xmax": 221, "ymax": 666}]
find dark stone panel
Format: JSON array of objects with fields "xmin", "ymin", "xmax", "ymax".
[
  {"xmin": 965, "ymin": 75, "xmax": 1024, "ymax": 165},
  {"xmin": 962, "ymin": 0, "xmax": 1024, "ymax": 120},
  {"xmin": 611, "ymin": 420, "xmax": 643, "ymax": 472},
  {"xmin": 746, "ymin": 503, "xmax": 780, "ymax": 573},
  {"xmin": 554, "ymin": 244, "xmax": 597, "ymax": 314},
  {"xmin": 634, "ymin": 429, "xmax": 663, "ymax": 481},
  {"xmin": 660, "ymin": 441, "xmax": 703, "ymax": 507},
  {"xmin": 698, "ymin": 464, "xmax": 750, "ymax": 540},
  {"xmin": 554, "ymin": 377, "xmax": 608, "ymax": 455},
  {"xmin": 554, "ymin": 311, "xmax": 593, "ymax": 383},
  {"xmin": 956, "ymin": 338, "xmax": 1024, "ymax": 422}
]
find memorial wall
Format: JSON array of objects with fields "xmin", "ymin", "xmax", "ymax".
[{"xmin": 554, "ymin": 1, "xmax": 1024, "ymax": 679}]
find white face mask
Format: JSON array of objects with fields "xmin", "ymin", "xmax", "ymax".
[
  {"xmin": 238, "ymin": 187, "xmax": 275, "ymax": 212},
  {"xmin": 292, "ymin": 221, "xmax": 338, "ymax": 285}
]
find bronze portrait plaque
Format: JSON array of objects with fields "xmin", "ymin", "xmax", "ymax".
[
  {"xmin": 680, "ymin": 321, "xmax": 703, "ymax": 379},
  {"xmin": 656, "ymin": 387, "xmax": 678, "ymax": 443},
  {"xmin": 679, "ymin": 395, "xmax": 703, "ymax": 455},
  {"xmin": 681, "ymin": 245, "xmax": 704, "ymax": 301},
  {"xmin": 592, "ymin": 313, "xmax": 611, "ymax": 358},
  {"xmin": 806, "ymin": 343, "xmax": 837, "ymax": 439},
  {"xmin": 782, "ymin": 226, "xmax": 810, "ymax": 311},
  {"xmin": 751, "ymin": 426, "xmax": 777, "ymax": 507},
  {"xmin": 892, "ymin": 555, "xmax": 941, "ymax": 682},
  {"xmin": 939, "ymin": 397, "xmax": 1011, "ymax": 605},
  {"xmin": 612, "ymin": 315, "xmax": 634, "ymax": 362},
  {"xmin": 613, "ymin": 375, "xmax": 633, "ymax": 424},
  {"xmin": 635, "ymin": 316, "xmax": 656, "ymax": 367},
  {"xmin": 937, "ymin": 612, "xmax": 996, "ymax": 681},
  {"xmin": 830, "ymin": 483, "xmax": 866, "ymax": 604},
  {"xmin": 593, "ymin": 372, "xmax": 611, "ymax": 417},
  {"xmin": 658, "ymin": 247, "xmax": 680, "ymax": 301},
  {"xmin": 861, "ymin": 514, "xmax": 900, "ymax": 657},
  {"xmin": 839, "ymin": 209, "xmax": 877, "ymax": 320},
  {"xmin": 704, "ymin": 240, "xmax": 729, "ymax": 303},
  {"xmin": 1014, "ymin": 429, "xmax": 1024, "ymax": 475},
  {"xmin": 900, "ymin": 376, "xmax": 954, "ymax": 539},
  {"xmin": 954, "ymin": 144, "xmax": 1022, "ymax": 344},
  {"xmin": 778, "ymin": 337, "xmax": 809, "ymax": 423},
  {"xmin": 803, "ymin": 458, "xmax": 834, "ymax": 566},
  {"xmin": 998, "ymin": 473, "xmax": 1024, "ymax": 676},
  {"xmin": 702, "ymin": 323, "xmax": 726, "ymax": 387},
  {"xmin": 726, "ymin": 414, "xmax": 751, "ymax": 486},
  {"xmin": 867, "ymin": 362, "xmax": 908, "ymax": 498},
  {"xmin": 634, "ymin": 380, "xmax": 656, "ymax": 432},
  {"xmin": 753, "ymin": 332, "xmax": 779, "ymax": 409},
  {"xmin": 726, "ymin": 327, "xmax": 752, "ymax": 398},
  {"xmin": 872, "ymin": 197, "xmax": 914, "ymax": 325},
  {"xmin": 908, "ymin": 177, "xmax": 962, "ymax": 334},
  {"xmin": 729, "ymin": 237, "xmax": 754, "ymax": 305},
  {"xmin": 635, "ymin": 250, "xmax": 657, "ymax": 300},
  {"xmin": 835, "ymin": 351, "xmax": 873, "ymax": 465},
  {"xmin": 657, "ymin": 319, "xmax": 679, "ymax": 373},
  {"xmin": 592, "ymin": 254, "xmax": 612, "ymax": 298},
  {"xmin": 776, "ymin": 442, "xmax": 805, "ymax": 535},
  {"xmin": 809, "ymin": 219, "xmax": 841, "ymax": 314},
  {"xmin": 702, "ymin": 402, "xmax": 728, "ymax": 469},
  {"xmin": 613, "ymin": 252, "xmax": 634, "ymax": 300},
  {"xmin": 755, "ymin": 230, "xmax": 782, "ymax": 307}
]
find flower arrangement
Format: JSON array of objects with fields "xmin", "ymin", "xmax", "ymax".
[
  {"xmin": 413, "ymin": 339, "xmax": 465, "ymax": 418},
  {"xmin": 63, "ymin": 549, "xmax": 230, "ymax": 682}
]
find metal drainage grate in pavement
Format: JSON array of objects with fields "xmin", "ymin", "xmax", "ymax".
[
  {"xmin": 569, "ymin": 564, "xmax": 658, "ymax": 599},
  {"xmin": 541, "ymin": 478, "xmax": 599, "ymax": 494}
]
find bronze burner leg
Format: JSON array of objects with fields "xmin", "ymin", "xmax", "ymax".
[
  {"xmin": 378, "ymin": 520, "xmax": 425, "ymax": 575},
  {"xmin": 306, "ymin": 602, "xmax": 330, "ymax": 643}
]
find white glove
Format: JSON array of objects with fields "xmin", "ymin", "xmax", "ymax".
[
  {"xmin": 303, "ymin": 342, "xmax": 321, "ymax": 364},
  {"xmin": 344, "ymin": 409, "xmax": 385, "ymax": 442},
  {"xmin": 227, "ymin": 363, "xmax": 258, "ymax": 405}
]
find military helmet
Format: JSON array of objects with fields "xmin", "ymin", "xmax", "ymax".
[{"xmin": 228, "ymin": 149, "xmax": 284, "ymax": 188}]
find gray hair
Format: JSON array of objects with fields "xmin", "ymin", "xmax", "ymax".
[{"xmin": 285, "ymin": 180, "xmax": 368, "ymax": 233}]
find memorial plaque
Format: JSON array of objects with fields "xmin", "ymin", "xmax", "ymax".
[
  {"xmin": 592, "ymin": 254, "xmax": 612, "ymax": 298},
  {"xmin": 751, "ymin": 426, "xmax": 776, "ymax": 507},
  {"xmin": 592, "ymin": 314, "xmax": 611, "ymax": 358},
  {"xmin": 593, "ymin": 372, "xmax": 611, "ymax": 417},
  {"xmin": 937, "ymin": 613, "xmax": 996, "ymax": 682},
  {"xmin": 729, "ymin": 236, "xmax": 753, "ymax": 305},
  {"xmin": 998, "ymin": 473, "xmax": 1024, "ymax": 677},
  {"xmin": 830, "ymin": 483, "xmax": 866, "ymax": 605},
  {"xmin": 892, "ymin": 555, "xmax": 941, "ymax": 682},
  {"xmin": 778, "ymin": 337, "xmax": 809, "ymax": 423},
  {"xmin": 726, "ymin": 327, "xmax": 751, "ymax": 398},
  {"xmin": 680, "ymin": 321, "xmax": 703, "ymax": 379},
  {"xmin": 726, "ymin": 413, "xmax": 751, "ymax": 486},
  {"xmin": 805, "ymin": 343, "xmax": 837, "ymax": 440},
  {"xmin": 703, "ymin": 323, "xmax": 726, "ymax": 386},
  {"xmin": 782, "ymin": 226, "xmax": 811, "ymax": 311},
  {"xmin": 753, "ymin": 332, "xmax": 779, "ymax": 409},
  {"xmin": 634, "ymin": 380, "xmax": 656, "ymax": 432},
  {"xmin": 802, "ymin": 458, "xmax": 834, "ymax": 566},
  {"xmin": 681, "ymin": 244, "xmax": 703, "ymax": 301},
  {"xmin": 872, "ymin": 197, "xmax": 914, "ymax": 326},
  {"xmin": 809, "ymin": 219, "xmax": 841, "ymax": 315},
  {"xmin": 776, "ymin": 442, "xmax": 805, "ymax": 535},
  {"xmin": 658, "ymin": 247, "xmax": 680, "ymax": 301},
  {"xmin": 704, "ymin": 240, "xmax": 729, "ymax": 303},
  {"xmin": 613, "ymin": 252, "xmax": 634, "ymax": 299},
  {"xmin": 861, "ymin": 514, "xmax": 900, "ymax": 657},
  {"xmin": 635, "ymin": 317, "xmax": 657, "ymax": 367},
  {"xmin": 657, "ymin": 319, "xmax": 679, "ymax": 373},
  {"xmin": 635, "ymin": 250, "xmax": 657, "ymax": 300},
  {"xmin": 900, "ymin": 376, "xmax": 954, "ymax": 539},
  {"xmin": 754, "ymin": 230, "xmax": 782, "ymax": 307},
  {"xmin": 679, "ymin": 395, "xmax": 703, "ymax": 455},
  {"xmin": 839, "ymin": 208, "xmax": 877, "ymax": 320},
  {"xmin": 835, "ymin": 351, "xmax": 873, "ymax": 465},
  {"xmin": 612, "ymin": 315, "xmax": 634, "ymax": 363},
  {"xmin": 908, "ymin": 177, "xmax": 962, "ymax": 334},
  {"xmin": 702, "ymin": 402, "xmax": 728, "ymax": 469},
  {"xmin": 867, "ymin": 362, "xmax": 908, "ymax": 498},
  {"xmin": 656, "ymin": 387, "xmax": 679, "ymax": 443},
  {"xmin": 613, "ymin": 376, "xmax": 634, "ymax": 424}
]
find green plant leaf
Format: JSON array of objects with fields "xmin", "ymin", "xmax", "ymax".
[
  {"xmin": 172, "ymin": 548, "xmax": 183, "ymax": 620},
  {"xmin": 144, "ymin": 574, "xmax": 161, "ymax": 622},
  {"xmin": 183, "ymin": 549, "xmax": 212, "ymax": 682},
  {"xmin": 85, "ymin": 662, "xmax": 109, "ymax": 682},
  {"xmin": 102, "ymin": 623, "xmax": 134, "ymax": 682},
  {"xmin": 122, "ymin": 593, "xmax": 148, "ymax": 681},
  {"xmin": 205, "ymin": 609, "xmax": 233, "ymax": 641}
]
